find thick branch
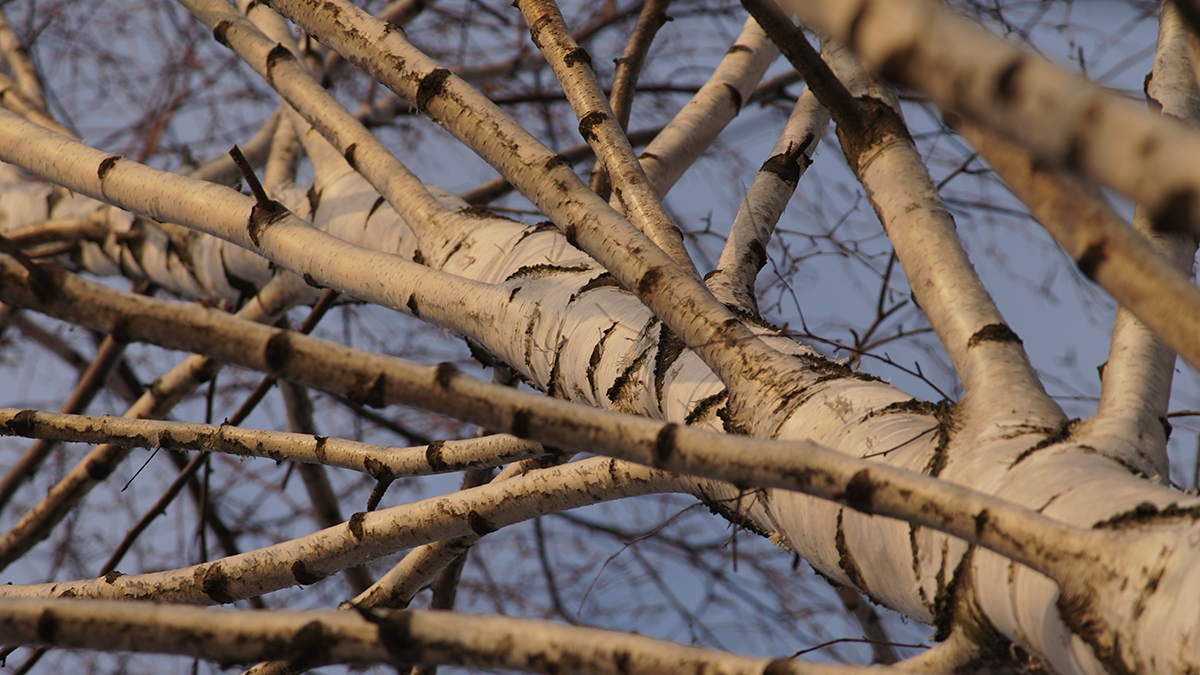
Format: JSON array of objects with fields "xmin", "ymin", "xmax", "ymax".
[{"xmin": 0, "ymin": 256, "xmax": 1105, "ymax": 584}]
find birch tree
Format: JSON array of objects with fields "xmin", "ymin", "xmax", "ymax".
[{"xmin": 0, "ymin": 1, "xmax": 1198, "ymax": 674}]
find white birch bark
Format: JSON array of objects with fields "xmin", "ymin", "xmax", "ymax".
[
  {"xmin": 0, "ymin": 598, "xmax": 897, "ymax": 675},
  {"xmin": 0, "ymin": 3, "xmax": 1199, "ymax": 675},
  {"xmin": 0, "ymin": 409, "xmax": 545, "ymax": 479},
  {"xmin": 0, "ymin": 271, "xmax": 310, "ymax": 569},
  {"xmin": 1091, "ymin": 0, "xmax": 1200, "ymax": 472},
  {"xmin": 785, "ymin": 0, "xmax": 1200, "ymax": 238},
  {"xmin": 708, "ymin": 87, "xmax": 827, "ymax": 314}
]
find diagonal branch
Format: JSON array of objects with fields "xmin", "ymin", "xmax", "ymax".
[
  {"xmin": 1090, "ymin": 0, "xmax": 1200, "ymax": 475},
  {"xmin": 514, "ymin": 0, "xmax": 699, "ymax": 278},
  {"xmin": 708, "ymin": 86, "xmax": 826, "ymax": 315},
  {"xmin": 0, "ymin": 457, "xmax": 691, "ymax": 605},
  {"xmin": 0, "ymin": 255, "xmax": 1104, "ymax": 586},
  {"xmin": 0, "ymin": 271, "xmax": 308, "ymax": 571},
  {"xmin": 744, "ymin": 0, "xmax": 1058, "ymax": 420},
  {"xmin": 0, "ymin": 409, "xmax": 546, "ymax": 478},
  {"xmin": 590, "ymin": 0, "xmax": 671, "ymax": 200},
  {"xmin": 264, "ymin": 0, "xmax": 793, "ymax": 398},
  {"xmin": 785, "ymin": 0, "xmax": 1200, "ymax": 239},
  {"xmin": 635, "ymin": 16, "xmax": 778, "ymax": 198},
  {"xmin": 0, "ymin": 599, "xmax": 912, "ymax": 675}
]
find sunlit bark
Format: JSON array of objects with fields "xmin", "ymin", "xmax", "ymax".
[{"xmin": 0, "ymin": 1, "xmax": 1198, "ymax": 675}]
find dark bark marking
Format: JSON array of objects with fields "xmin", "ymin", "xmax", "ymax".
[
  {"xmin": 523, "ymin": 309, "xmax": 540, "ymax": 371},
  {"xmin": 368, "ymin": 196, "xmax": 387, "ymax": 218},
  {"xmin": 343, "ymin": 143, "xmax": 359, "ymax": 171},
  {"xmin": 425, "ymin": 440, "xmax": 449, "ymax": 472},
  {"xmin": 97, "ymin": 156, "xmax": 121, "ymax": 181},
  {"xmin": 506, "ymin": 263, "xmax": 590, "ymax": 281},
  {"xmin": 994, "ymin": 57, "xmax": 1024, "ymax": 103},
  {"xmin": 265, "ymin": 44, "xmax": 294, "ymax": 84},
  {"xmin": 543, "ymin": 154, "xmax": 572, "ymax": 171},
  {"xmin": 406, "ymin": 293, "xmax": 420, "ymax": 317},
  {"xmin": 348, "ymin": 372, "xmax": 388, "ymax": 408},
  {"xmin": 5, "ymin": 408, "xmax": 37, "ymax": 437},
  {"xmin": 835, "ymin": 508, "xmax": 868, "ymax": 589},
  {"xmin": 362, "ymin": 456, "xmax": 393, "ymax": 482},
  {"xmin": 434, "ymin": 361, "xmax": 458, "ymax": 390},
  {"xmin": 546, "ymin": 339, "xmax": 566, "ymax": 398},
  {"xmin": 467, "ymin": 510, "xmax": 498, "ymax": 535},
  {"xmin": 652, "ymin": 423, "xmax": 678, "ymax": 468},
  {"xmin": 758, "ymin": 133, "xmax": 814, "ymax": 186},
  {"xmin": 840, "ymin": 469, "xmax": 877, "ymax": 514},
  {"xmin": 837, "ymin": 96, "xmax": 912, "ymax": 176},
  {"xmin": 1076, "ymin": 241, "xmax": 1107, "ymax": 280},
  {"xmin": 264, "ymin": 330, "xmax": 293, "ymax": 373},
  {"xmin": 613, "ymin": 650, "xmax": 633, "ymax": 675},
  {"xmin": 932, "ymin": 546, "xmax": 975, "ymax": 641},
  {"xmin": 347, "ymin": 511, "xmax": 367, "ymax": 540},
  {"xmin": 726, "ymin": 44, "xmax": 752, "ymax": 55},
  {"xmin": 460, "ymin": 206, "xmax": 515, "ymax": 221},
  {"xmin": 699, "ymin": 492, "xmax": 772, "ymax": 538},
  {"xmin": 606, "ymin": 350, "xmax": 650, "ymax": 410},
  {"xmin": 291, "ymin": 559, "xmax": 326, "ymax": 585},
  {"xmin": 974, "ymin": 508, "xmax": 990, "ymax": 537},
  {"xmin": 716, "ymin": 402, "xmax": 750, "ymax": 435},
  {"xmin": 967, "ymin": 323, "xmax": 1022, "ymax": 348},
  {"xmin": 412, "ymin": 249, "xmax": 425, "ymax": 265},
  {"xmin": 212, "ymin": 20, "xmax": 233, "ymax": 46},
  {"xmin": 910, "ymin": 524, "xmax": 927, "ymax": 608},
  {"xmin": 157, "ymin": 430, "xmax": 179, "ymax": 451},
  {"xmin": 653, "ymin": 323, "xmax": 686, "ymax": 404},
  {"xmin": 637, "ymin": 266, "xmax": 663, "ymax": 296},
  {"xmin": 465, "ymin": 339, "xmax": 499, "ymax": 370},
  {"xmin": 639, "ymin": 151, "xmax": 660, "ymax": 162},
  {"xmin": 37, "ymin": 609, "xmax": 57, "ymax": 643},
  {"xmin": 200, "ymin": 564, "xmax": 235, "ymax": 604},
  {"xmin": 415, "ymin": 68, "xmax": 452, "ymax": 112},
  {"xmin": 563, "ymin": 47, "xmax": 592, "ymax": 69},
  {"xmin": 1150, "ymin": 186, "xmax": 1197, "ymax": 234},
  {"xmin": 527, "ymin": 15, "xmax": 555, "ymax": 48},
  {"xmin": 1010, "ymin": 419, "xmax": 1079, "ymax": 467},
  {"xmin": 247, "ymin": 200, "xmax": 288, "ymax": 248},
  {"xmin": 360, "ymin": 610, "xmax": 421, "ymax": 665},
  {"xmin": 1093, "ymin": 500, "xmax": 1200, "ymax": 529},
  {"xmin": 287, "ymin": 621, "xmax": 334, "ymax": 670},
  {"xmin": 721, "ymin": 81, "xmax": 743, "ymax": 112},
  {"xmin": 744, "ymin": 238, "xmax": 767, "ymax": 273},
  {"xmin": 511, "ymin": 408, "xmax": 532, "ymax": 438},
  {"xmin": 517, "ymin": 221, "xmax": 558, "ymax": 246},
  {"xmin": 570, "ymin": 273, "xmax": 623, "ymax": 305},
  {"xmin": 307, "ymin": 186, "xmax": 322, "ymax": 213},
  {"xmin": 865, "ymin": 398, "xmax": 938, "ymax": 419},
  {"xmin": 578, "ymin": 110, "xmax": 607, "ymax": 142},
  {"xmin": 685, "ymin": 389, "xmax": 728, "ymax": 425},
  {"xmin": 923, "ymin": 401, "xmax": 958, "ymax": 477},
  {"xmin": 108, "ymin": 314, "xmax": 134, "ymax": 341},
  {"xmin": 586, "ymin": 323, "xmax": 618, "ymax": 397}
]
